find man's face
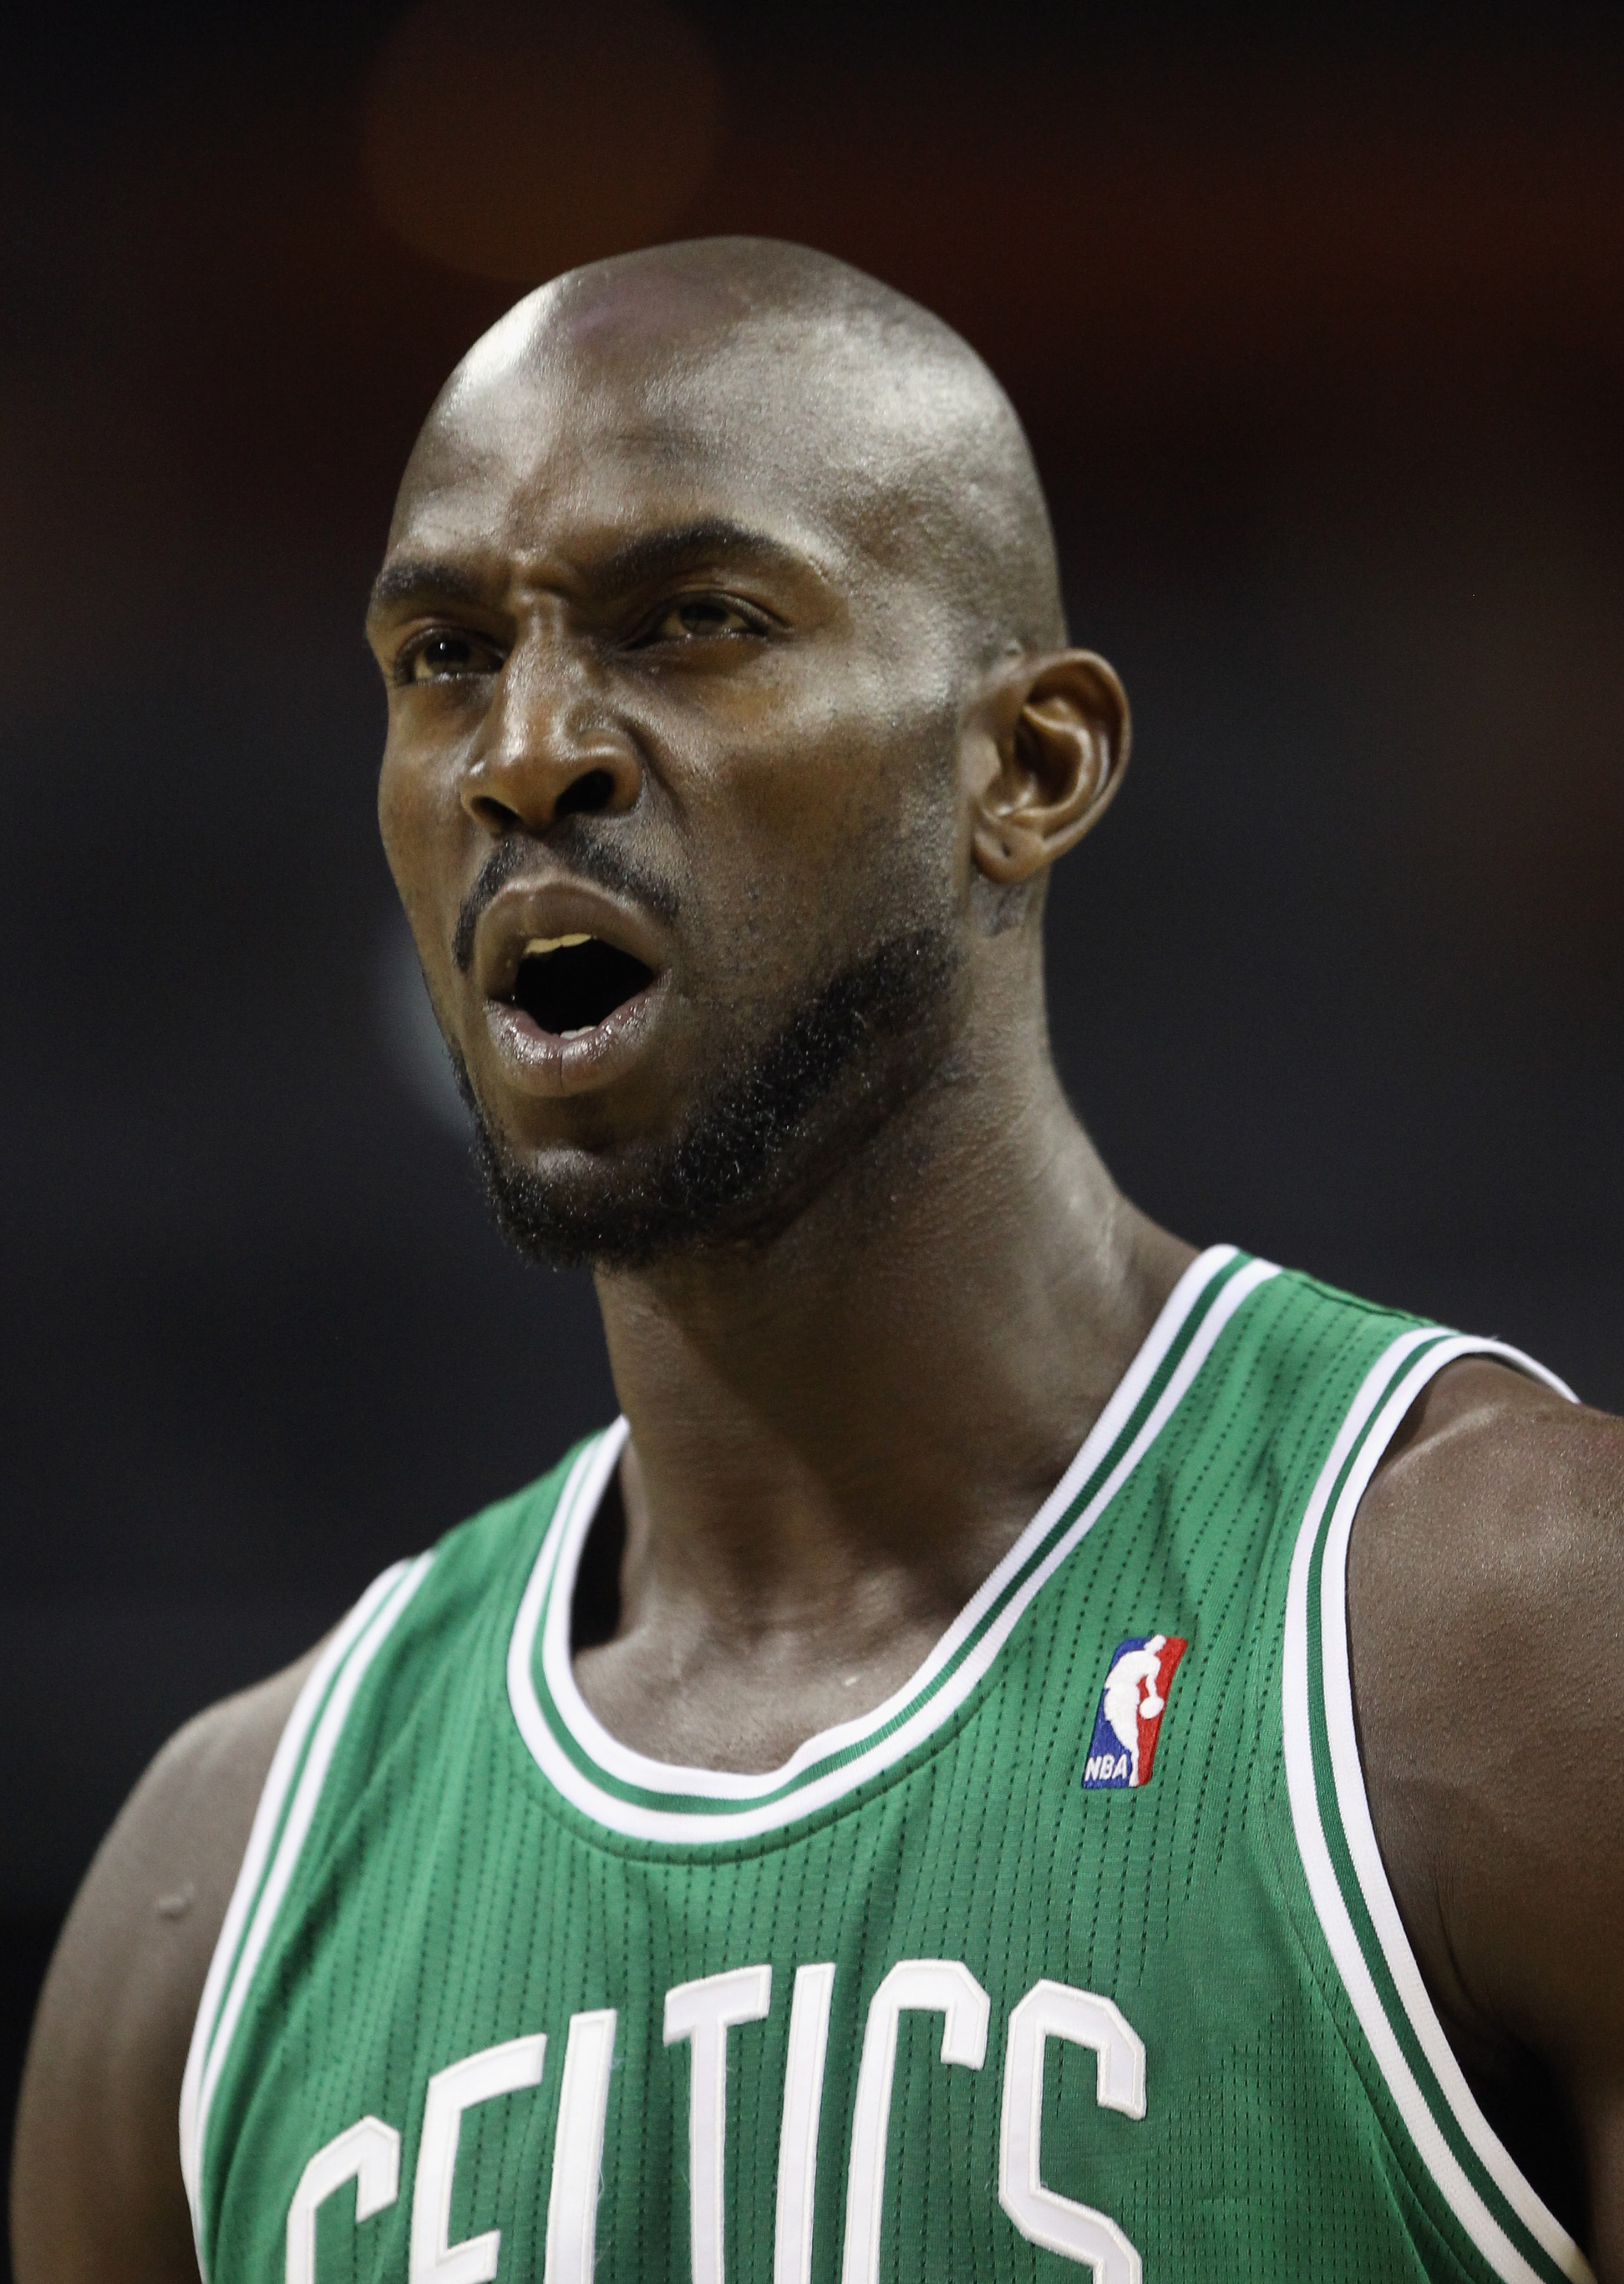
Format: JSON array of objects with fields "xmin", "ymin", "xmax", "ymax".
[{"xmin": 369, "ymin": 303, "xmax": 978, "ymax": 1266}]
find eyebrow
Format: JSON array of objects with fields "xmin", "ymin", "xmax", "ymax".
[
  {"xmin": 589, "ymin": 517, "xmax": 815, "ymax": 594},
  {"xmin": 365, "ymin": 558, "xmax": 493, "ymax": 620},
  {"xmin": 366, "ymin": 518, "xmax": 818, "ymax": 625}
]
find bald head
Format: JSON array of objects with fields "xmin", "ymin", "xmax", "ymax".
[{"xmin": 415, "ymin": 236, "xmax": 1066, "ymax": 669}]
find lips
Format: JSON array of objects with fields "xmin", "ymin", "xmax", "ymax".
[{"xmin": 471, "ymin": 881, "xmax": 669, "ymax": 1090}]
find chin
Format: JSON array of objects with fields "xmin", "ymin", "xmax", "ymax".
[
  {"xmin": 470, "ymin": 1117, "xmax": 813, "ymax": 1273},
  {"xmin": 460, "ymin": 919, "xmax": 965, "ymax": 1271}
]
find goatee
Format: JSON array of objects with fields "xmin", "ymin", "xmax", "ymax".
[{"xmin": 456, "ymin": 926, "xmax": 962, "ymax": 1271}]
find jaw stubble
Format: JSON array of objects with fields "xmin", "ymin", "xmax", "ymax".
[{"xmin": 452, "ymin": 919, "xmax": 964, "ymax": 1273}]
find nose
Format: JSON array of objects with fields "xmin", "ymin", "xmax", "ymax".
[{"xmin": 461, "ymin": 636, "xmax": 642, "ymax": 836}]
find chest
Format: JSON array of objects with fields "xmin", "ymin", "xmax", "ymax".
[{"xmin": 212, "ymin": 1663, "xmax": 1328, "ymax": 2284}]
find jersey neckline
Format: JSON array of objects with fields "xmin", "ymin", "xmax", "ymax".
[{"xmin": 506, "ymin": 1242, "xmax": 1277, "ymax": 1844}]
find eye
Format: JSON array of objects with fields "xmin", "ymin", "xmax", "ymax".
[
  {"xmin": 398, "ymin": 629, "xmax": 502, "ymax": 684},
  {"xmin": 641, "ymin": 595, "xmax": 766, "ymax": 644}
]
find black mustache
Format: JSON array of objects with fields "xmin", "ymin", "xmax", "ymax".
[{"xmin": 453, "ymin": 826, "xmax": 681, "ymax": 975}]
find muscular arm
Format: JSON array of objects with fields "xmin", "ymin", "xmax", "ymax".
[
  {"xmin": 1352, "ymin": 1360, "xmax": 1624, "ymax": 2276},
  {"xmin": 10, "ymin": 1653, "xmax": 317, "ymax": 2284}
]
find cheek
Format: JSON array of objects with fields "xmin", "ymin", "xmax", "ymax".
[
  {"xmin": 375, "ymin": 749, "xmax": 483, "ymax": 1043},
  {"xmin": 692, "ymin": 756, "xmax": 881, "ymax": 948},
  {"xmin": 377, "ymin": 736, "xmax": 462, "ymax": 922},
  {"xmin": 737, "ymin": 695, "xmax": 958, "ymax": 905},
  {"xmin": 693, "ymin": 664, "xmax": 940, "ymax": 860},
  {"xmin": 684, "ymin": 775, "xmax": 953, "ymax": 1006},
  {"xmin": 378, "ymin": 730, "xmax": 429, "ymax": 854}
]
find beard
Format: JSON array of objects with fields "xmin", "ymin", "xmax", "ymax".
[{"xmin": 454, "ymin": 922, "xmax": 962, "ymax": 1272}]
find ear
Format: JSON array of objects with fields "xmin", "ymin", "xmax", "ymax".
[{"xmin": 969, "ymin": 651, "xmax": 1130, "ymax": 886}]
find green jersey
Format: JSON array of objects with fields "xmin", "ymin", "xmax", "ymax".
[{"xmin": 180, "ymin": 1247, "xmax": 1593, "ymax": 2284}]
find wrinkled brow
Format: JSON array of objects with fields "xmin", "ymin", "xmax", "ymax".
[
  {"xmin": 588, "ymin": 517, "xmax": 813, "ymax": 593},
  {"xmin": 367, "ymin": 518, "xmax": 817, "ymax": 624}
]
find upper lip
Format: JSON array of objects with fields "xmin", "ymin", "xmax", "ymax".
[{"xmin": 471, "ymin": 876, "xmax": 670, "ymax": 1004}]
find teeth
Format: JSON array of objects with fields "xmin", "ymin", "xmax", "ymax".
[{"xmin": 522, "ymin": 933, "xmax": 593, "ymax": 957}]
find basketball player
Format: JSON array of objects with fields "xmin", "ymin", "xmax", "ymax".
[{"xmin": 13, "ymin": 240, "xmax": 1623, "ymax": 2284}]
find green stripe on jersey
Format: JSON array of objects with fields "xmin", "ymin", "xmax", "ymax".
[{"xmin": 188, "ymin": 1249, "xmax": 1594, "ymax": 2284}]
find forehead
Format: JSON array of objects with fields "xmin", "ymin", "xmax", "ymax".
[{"xmin": 386, "ymin": 294, "xmax": 926, "ymax": 586}]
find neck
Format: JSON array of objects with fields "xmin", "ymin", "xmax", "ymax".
[{"xmin": 592, "ymin": 1015, "xmax": 1194, "ymax": 1646}]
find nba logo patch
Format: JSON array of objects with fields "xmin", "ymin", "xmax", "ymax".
[{"xmin": 1082, "ymin": 1634, "xmax": 1188, "ymax": 1789}]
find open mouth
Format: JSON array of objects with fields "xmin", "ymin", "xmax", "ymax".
[{"xmin": 509, "ymin": 934, "xmax": 657, "ymax": 1040}]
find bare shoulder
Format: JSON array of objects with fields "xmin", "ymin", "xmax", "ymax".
[
  {"xmin": 1349, "ymin": 1357, "xmax": 1624, "ymax": 2253},
  {"xmin": 1351, "ymin": 1358, "xmax": 1624, "ymax": 1919},
  {"xmin": 11, "ymin": 1648, "xmax": 321, "ymax": 2284}
]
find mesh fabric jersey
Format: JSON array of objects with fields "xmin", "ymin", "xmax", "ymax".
[{"xmin": 180, "ymin": 1247, "xmax": 1595, "ymax": 2284}]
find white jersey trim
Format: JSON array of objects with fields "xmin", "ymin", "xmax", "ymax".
[
  {"xmin": 1282, "ymin": 1329, "xmax": 1592, "ymax": 2284},
  {"xmin": 179, "ymin": 1551, "xmax": 433, "ymax": 2279},
  {"xmin": 509, "ymin": 1245, "xmax": 1278, "ymax": 1844}
]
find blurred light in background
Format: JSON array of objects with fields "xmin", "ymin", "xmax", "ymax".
[{"xmin": 362, "ymin": 0, "xmax": 723, "ymax": 282}]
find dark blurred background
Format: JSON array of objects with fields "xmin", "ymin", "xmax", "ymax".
[{"xmin": 4, "ymin": 0, "xmax": 1623, "ymax": 2242}]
